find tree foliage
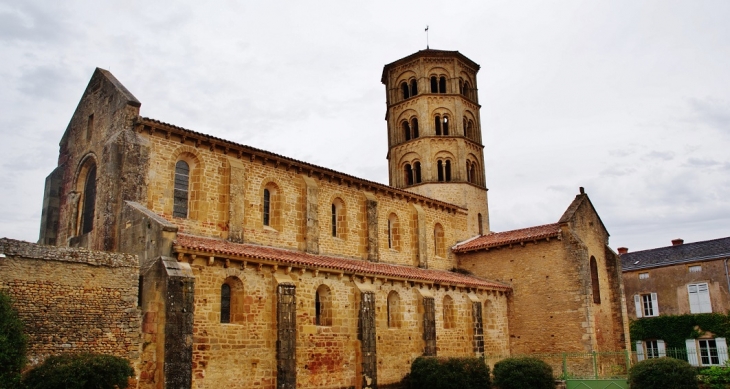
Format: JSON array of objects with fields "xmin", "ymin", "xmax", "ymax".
[
  {"xmin": 630, "ymin": 313, "xmax": 730, "ymax": 349},
  {"xmin": 0, "ymin": 290, "xmax": 27, "ymax": 388}
]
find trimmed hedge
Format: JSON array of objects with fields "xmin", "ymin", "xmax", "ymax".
[
  {"xmin": 627, "ymin": 357, "xmax": 698, "ymax": 389},
  {"xmin": 492, "ymin": 357, "xmax": 554, "ymax": 389},
  {"xmin": 409, "ymin": 356, "xmax": 491, "ymax": 389},
  {"xmin": 0, "ymin": 290, "xmax": 27, "ymax": 389},
  {"xmin": 23, "ymin": 353, "xmax": 134, "ymax": 389}
]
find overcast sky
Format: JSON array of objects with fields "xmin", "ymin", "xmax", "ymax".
[{"xmin": 1, "ymin": 1, "xmax": 729, "ymax": 252}]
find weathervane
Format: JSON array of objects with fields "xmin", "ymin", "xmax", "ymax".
[{"xmin": 425, "ymin": 25, "xmax": 429, "ymax": 49}]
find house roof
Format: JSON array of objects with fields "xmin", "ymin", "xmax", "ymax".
[
  {"xmin": 452, "ymin": 223, "xmax": 562, "ymax": 253},
  {"xmin": 621, "ymin": 237, "xmax": 730, "ymax": 271},
  {"xmin": 173, "ymin": 234, "xmax": 510, "ymax": 291}
]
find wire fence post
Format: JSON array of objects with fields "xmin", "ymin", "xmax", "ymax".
[{"xmin": 562, "ymin": 352, "xmax": 567, "ymax": 378}]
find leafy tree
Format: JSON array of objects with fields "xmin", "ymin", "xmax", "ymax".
[{"xmin": 0, "ymin": 290, "xmax": 27, "ymax": 388}]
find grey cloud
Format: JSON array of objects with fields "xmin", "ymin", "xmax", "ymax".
[
  {"xmin": 684, "ymin": 157, "xmax": 720, "ymax": 168},
  {"xmin": 642, "ymin": 151, "xmax": 674, "ymax": 161},
  {"xmin": 689, "ymin": 97, "xmax": 730, "ymax": 133},
  {"xmin": 600, "ymin": 166, "xmax": 636, "ymax": 177},
  {"xmin": 0, "ymin": 3, "xmax": 67, "ymax": 43},
  {"xmin": 18, "ymin": 65, "xmax": 73, "ymax": 100}
]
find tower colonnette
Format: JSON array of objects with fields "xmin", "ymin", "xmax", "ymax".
[{"xmin": 382, "ymin": 50, "xmax": 490, "ymax": 237}]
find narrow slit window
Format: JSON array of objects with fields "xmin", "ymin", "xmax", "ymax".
[
  {"xmin": 263, "ymin": 188, "xmax": 271, "ymax": 226},
  {"xmin": 173, "ymin": 160, "xmax": 190, "ymax": 218},
  {"xmin": 331, "ymin": 203, "xmax": 337, "ymax": 237},
  {"xmin": 86, "ymin": 114, "xmax": 94, "ymax": 141},
  {"xmin": 590, "ymin": 256, "xmax": 601, "ymax": 304},
  {"xmin": 221, "ymin": 284, "xmax": 231, "ymax": 323}
]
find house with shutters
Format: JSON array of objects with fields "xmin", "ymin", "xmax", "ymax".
[{"xmin": 620, "ymin": 237, "xmax": 730, "ymax": 366}]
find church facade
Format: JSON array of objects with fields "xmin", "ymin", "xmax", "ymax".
[{"xmin": 30, "ymin": 49, "xmax": 629, "ymax": 388}]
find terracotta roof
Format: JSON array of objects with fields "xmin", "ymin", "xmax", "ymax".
[
  {"xmin": 137, "ymin": 117, "xmax": 465, "ymax": 213},
  {"xmin": 174, "ymin": 234, "xmax": 510, "ymax": 290},
  {"xmin": 621, "ymin": 237, "xmax": 730, "ymax": 271},
  {"xmin": 452, "ymin": 223, "xmax": 562, "ymax": 253}
]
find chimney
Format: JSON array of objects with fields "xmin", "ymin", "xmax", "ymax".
[
  {"xmin": 617, "ymin": 247, "xmax": 628, "ymax": 255},
  {"xmin": 672, "ymin": 238, "xmax": 684, "ymax": 246}
]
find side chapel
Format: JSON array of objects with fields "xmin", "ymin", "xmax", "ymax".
[{"xmin": 36, "ymin": 49, "xmax": 630, "ymax": 388}]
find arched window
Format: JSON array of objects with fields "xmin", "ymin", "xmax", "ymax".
[
  {"xmin": 463, "ymin": 117, "xmax": 468, "ymax": 136},
  {"xmin": 401, "ymin": 82, "xmax": 410, "ymax": 100},
  {"xmin": 263, "ymin": 188, "xmax": 271, "ymax": 226},
  {"xmin": 463, "ymin": 82, "xmax": 471, "ymax": 98},
  {"xmin": 445, "ymin": 160, "xmax": 451, "ymax": 181},
  {"xmin": 80, "ymin": 165, "xmax": 96, "ymax": 234},
  {"xmin": 443, "ymin": 295, "xmax": 455, "ymax": 329},
  {"xmin": 459, "ymin": 79, "xmax": 464, "ymax": 95},
  {"xmin": 467, "ymin": 120, "xmax": 474, "ymax": 140},
  {"xmin": 442, "ymin": 116, "xmax": 449, "ymax": 135},
  {"xmin": 470, "ymin": 163, "xmax": 477, "ymax": 184},
  {"xmin": 435, "ymin": 115, "xmax": 442, "ymax": 135},
  {"xmin": 590, "ymin": 256, "xmax": 601, "ymax": 304},
  {"xmin": 173, "ymin": 160, "xmax": 190, "ymax": 218},
  {"xmin": 410, "ymin": 79, "xmax": 418, "ymax": 96},
  {"xmin": 466, "ymin": 162, "xmax": 471, "ymax": 183},
  {"xmin": 221, "ymin": 283, "xmax": 231, "ymax": 323},
  {"xmin": 405, "ymin": 164, "xmax": 414, "ymax": 186},
  {"xmin": 315, "ymin": 284, "xmax": 332, "ymax": 326},
  {"xmin": 411, "ymin": 118, "xmax": 419, "ymax": 138},
  {"xmin": 430, "ymin": 76, "xmax": 438, "ymax": 93},
  {"xmin": 434, "ymin": 223, "xmax": 445, "ymax": 257},
  {"xmin": 388, "ymin": 213, "xmax": 400, "ymax": 251},
  {"xmin": 388, "ymin": 291, "xmax": 401, "ymax": 328},
  {"xmin": 437, "ymin": 160, "xmax": 444, "ymax": 182},
  {"xmin": 403, "ymin": 121, "xmax": 411, "ymax": 141},
  {"xmin": 331, "ymin": 198, "xmax": 345, "ymax": 238},
  {"xmin": 478, "ymin": 213, "xmax": 484, "ymax": 235},
  {"xmin": 414, "ymin": 162, "xmax": 422, "ymax": 183},
  {"xmin": 439, "ymin": 76, "xmax": 446, "ymax": 93}
]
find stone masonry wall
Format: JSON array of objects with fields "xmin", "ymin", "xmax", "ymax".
[{"xmin": 0, "ymin": 238, "xmax": 141, "ymax": 367}]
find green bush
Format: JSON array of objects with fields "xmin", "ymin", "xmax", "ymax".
[
  {"xmin": 23, "ymin": 353, "xmax": 134, "ymax": 389},
  {"xmin": 0, "ymin": 290, "xmax": 27, "ymax": 389},
  {"xmin": 409, "ymin": 356, "xmax": 491, "ymax": 389},
  {"xmin": 492, "ymin": 357, "xmax": 554, "ymax": 389},
  {"xmin": 699, "ymin": 363, "xmax": 730, "ymax": 389},
  {"xmin": 628, "ymin": 357, "xmax": 698, "ymax": 389}
]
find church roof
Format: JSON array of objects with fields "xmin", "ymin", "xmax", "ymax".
[
  {"xmin": 620, "ymin": 237, "xmax": 730, "ymax": 271},
  {"xmin": 381, "ymin": 49, "xmax": 480, "ymax": 83},
  {"xmin": 452, "ymin": 223, "xmax": 562, "ymax": 253},
  {"xmin": 174, "ymin": 234, "xmax": 510, "ymax": 291}
]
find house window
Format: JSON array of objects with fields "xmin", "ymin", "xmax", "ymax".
[
  {"xmin": 636, "ymin": 340, "xmax": 666, "ymax": 361},
  {"xmin": 639, "ymin": 272, "xmax": 649, "ymax": 280},
  {"xmin": 689, "ymin": 265, "xmax": 702, "ymax": 273},
  {"xmin": 688, "ymin": 283, "xmax": 712, "ymax": 313},
  {"xmin": 80, "ymin": 165, "xmax": 97, "ymax": 234},
  {"xmin": 634, "ymin": 293, "xmax": 658, "ymax": 317},
  {"xmin": 173, "ymin": 160, "xmax": 190, "ymax": 218},
  {"xmin": 315, "ymin": 284, "xmax": 332, "ymax": 326},
  {"xmin": 263, "ymin": 188, "xmax": 271, "ymax": 226},
  {"xmin": 590, "ymin": 256, "xmax": 601, "ymax": 304},
  {"xmin": 686, "ymin": 338, "xmax": 728, "ymax": 366}
]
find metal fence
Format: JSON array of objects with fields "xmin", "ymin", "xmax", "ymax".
[{"xmin": 485, "ymin": 347, "xmax": 729, "ymax": 380}]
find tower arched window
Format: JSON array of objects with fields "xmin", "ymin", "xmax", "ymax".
[
  {"xmin": 403, "ymin": 121, "xmax": 411, "ymax": 141},
  {"xmin": 442, "ymin": 116, "xmax": 449, "ymax": 135},
  {"xmin": 466, "ymin": 162, "xmax": 471, "ymax": 183},
  {"xmin": 430, "ymin": 76, "xmax": 438, "ymax": 93},
  {"xmin": 437, "ymin": 160, "xmax": 444, "ymax": 182},
  {"xmin": 404, "ymin": 164, "xmax": 414, "ymax": 186},
  {"xmin": 411, "ymin": 118, "xmax": 419, "ymax": 138},
  {"xmin": 410, "ymin": 79, "xmax": 418, "ymax": 96},
  {"xmin": 80, "ymin": 165, "xmax": 97, "ymax": 234},
  {"xmin": 315, "ymin": 284, "xmax": 332, "ymax": 326},
  {"xmin": 445, "ymin": 160, "xmax": 451, "ymax": 181},
  {"xmin": 401, "ymin": 82, "xmax": 410, "ymax": 100},
  {"xmin": 173, "ymin": 160, "xmax": 190, "ymax": 218},
  {"xmin": 414, "ymin": 162, "xmax": 422, "ymax": 183},
  {"xmin": 459, "ymin": 79, "xmax": 464, "ymax": 95},
  {"xmin": 263, "ymin": 188, "xmax": 271, "ymax": 226},
  {"xmin": 463, "ymin": 117, "xmax": 468, "ymax": 136},
  {"xmin": 463, "ymin": 82, "xmax": 471, "ymax": 99},
  {"xmin": 470, "ymin": 163, "xmax": 477, "ymax": 184},
  {"xmin": 590, "ymin": 256, "xmax": 601, "ymax": 304},
  {"xmin": 439, "ymin": 76, "xmax": 446, "ymax": 93},
  {"xmin": 435, "ymin": 115, "xmax": 442, "ymax": 135},
  {"xmin": 467, "ymin": 120, "xmax": 474, "ymax": 140}
]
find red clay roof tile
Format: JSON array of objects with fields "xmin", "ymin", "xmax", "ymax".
[
  {"xmin": 453, "ymin": 223, "xmax": 562, "ymax": 253},
  {"xmin": 174, "ymin": 234, "xmax": 510, "ymax": 290}
]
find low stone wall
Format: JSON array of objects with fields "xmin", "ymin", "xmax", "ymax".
[{"xmin": 0, "ymin": 238, "xmax": 141, "ymax": 367}]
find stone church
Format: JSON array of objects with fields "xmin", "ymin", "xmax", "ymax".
[{"xmin": 27, "ymin": 49, "xmax": 629, "ymax": 388}]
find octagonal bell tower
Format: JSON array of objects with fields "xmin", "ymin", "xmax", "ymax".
[{"xmin": 382, "ymin": 49, "xmax": 490, "ymax": 236}]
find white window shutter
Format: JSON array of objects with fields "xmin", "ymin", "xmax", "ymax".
[
  {"xmin": 717, "ymin": 338, "xmax": 728, "ymax": 365},
  {"xmin": 636, "ymin": 341, "xmax": 645, "ymax": 361},
  {"xmin": 698, "ymin": 284, "xmax": 712, "ymax": 313},
  {"xmin": 651, "ymin": 293, "xmax": 659, "ymax": 316},
  {"xmin": 688, "ymin": 285, "xmax": 700, "ymax": 313},
  {"xmin": 686, "ymin": 339, "xmax": 699, "ymax": 366},
  {"xmin": 634, "ymin": 295, "xmax": 643, "ymax": 318},
  {"xmin": 657, "ymin": 340, "xmax": 666, "ymax": 357}
]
